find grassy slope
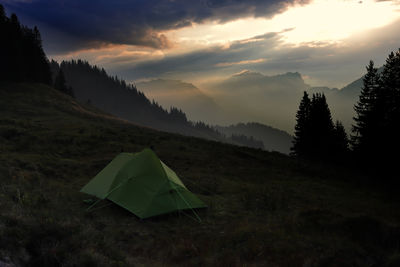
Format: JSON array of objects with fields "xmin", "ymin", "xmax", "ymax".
[{"xmin": 1, "ymin": 82, "xmax": 400, "ymax": 267}]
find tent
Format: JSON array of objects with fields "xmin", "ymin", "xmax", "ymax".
[{"xmin": 80, "ymin": 148, "xmax": 207, "ymax": 219}]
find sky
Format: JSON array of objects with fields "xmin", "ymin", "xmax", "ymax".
[{"xmin": 2, "ymin": 0, "xmax": 400, "ymax": 88}]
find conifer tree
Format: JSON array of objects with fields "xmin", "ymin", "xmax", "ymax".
[
  {"xmin": 0, "ymin": 5, "xmax": 51, "ymax": 84},
  {"xmin": 332, "ymin": 120, "xmax": 349, "ymax": 159},
  {"xmin": 0, "ymin": 5, "xmax": 5, "ymax": 23},
  {"xmin": 379, "ymin": 49, "xmax": 400, "ymax": 168},
  {"xmin": 54, "ymin": 69, "xmax": 74, "ymax": 97},
  {"xmin": 351, "ymin": 60, "xmax": 380, "ymax": 153},
  {"xmin": 308, "ymin": 93, "xmax": 335, "ymax": 158},
  {"xmin": 54, "ymin": 69, "xmax": 66, "ymax": 91},
  {"xmin": 291, "ymin": 91, "xmax": 311, "ymax": 157},
  {"xmin": 292, "ymin": 92, "xmax": 347, "ymax": 160},
  {"xmin": 351, "ymin": 49, "xmax": 400, "ymax": 179},
  {"xmin": 0, "ymin": 5, "xmax": 7, "ymax": 77},
  {"xmin": 380, "ymin": 49, "xmax": 400, "ymax": 125}
]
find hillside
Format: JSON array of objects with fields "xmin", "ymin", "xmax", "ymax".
[
  {"xmin": 54, "ymin": 60, "xmax": 223, "ymax": 142},
  {"xmin": 1, "ymin": 82, "xmax": 400, "ymax": 266},
  {"xmin": 215, "ymin": 122, "xmax": 293, "ymax": 154}
]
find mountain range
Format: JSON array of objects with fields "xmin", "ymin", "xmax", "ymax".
[{"xmin": 144, "ymin": 70, "xmax": 367, "ymax": 134}]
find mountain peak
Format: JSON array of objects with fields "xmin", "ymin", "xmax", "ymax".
[
  {"xmin": 232, "ymin": 69, "xmax": 263, "ymax": 78},
  {"xmin": 138, "ymin": 78, "xmax": 198, "ymax": 90},
  {"xmin": 276, "ymin": 72, "xmax": 303, "ymax": 80}
]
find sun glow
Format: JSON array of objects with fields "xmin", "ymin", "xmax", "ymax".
[{"xmin": 166, "ymin": 0, "xmax": 400, "ymax": 47}]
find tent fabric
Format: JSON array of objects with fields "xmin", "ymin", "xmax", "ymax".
[{"xmin": 81, "ymin": 148, "xmax": 206, "ymax": 219}]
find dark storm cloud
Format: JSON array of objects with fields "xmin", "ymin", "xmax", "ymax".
[
  {"xmin": 1, "ymin": 0, "xmax": 309, "ymax": 53},
  {"xmin": 112, "ymin": 30, "xmax": 285, "ymax": 79}
]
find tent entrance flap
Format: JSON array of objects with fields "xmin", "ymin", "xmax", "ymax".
[
  {"xmin": 86, "ymin": 176, "xmax": 134, "ymax": 212},
  {"xmin": 81, "ymin": 148, "xmax": 207, "ymax": 219}
]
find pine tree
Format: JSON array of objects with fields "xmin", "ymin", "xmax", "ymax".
[
  {"xmin": 8, "ymin": 13, "xmax": 22, "ymax": 81},
  {"xmin": 379, "ymin": 49, "xmax": 400, "ymax": 169},
  {"xmin": 308, "ymin": 93, "xmax": 335, "ymax": 158},
  {"xmin": 0, "ymin": 5, "xmax": 7, "ymax": 78},
  {"xmin": 0, "ymin": 5, "xmax": 5, "ymax": 23},
  {"xmin": 332, "ymin": 121, "xmax": 349, "ymax": 159},
  {"xmin": 351, "ymin": 60, "xmax": 380, "ymax": 153},
  {"xmin": 351, "ymin": 49, "xmax": 400, "ymax": 180},
  {"xmin": 0, "ymin": 5, "xmax": 51, "ymax": 84},
  {"xmin": 54, "ymin": 69, "xmax": 66, "ymax": 91},
  {"xmin": 380, "ymin": 49, "xmax": 400, "ymax": 124},
  {"xmin": 54, "ymin": 69, "xmax": 74, "ymax": 97},
  {"xmin": 292, "ymin": 92, "xmax": 346, "ymax": 160},
  {"xmin": 291, "ymin": 91, "xmax": 311, "ymax": 157}
]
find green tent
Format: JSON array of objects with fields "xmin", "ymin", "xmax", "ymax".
[{"xmin": 81, "ymin": 148, "xmax": 206, "ymax": 219}]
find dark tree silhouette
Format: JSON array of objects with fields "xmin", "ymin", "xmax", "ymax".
[
  {"xmin": 169, "ymin": 107, "xmax": 188, "ymax": 123},
  {"xmin": 292, "ymin": 92, "xmax": 348, "ymax": 160},
  {"xmin": 308, "ymin": 93, "xmax": 335, "ymax": 158},
  {"xmin": 379, "ymin": 49, "xmax": 400, "ymax": 153},
  {"xmin": 351, "ymin": 49, "xmax": 400, "ymax": 180},
  {"xmin": 291, "ymin": 91, "xmax": 311, "ymax": 157},
  {"xmin": 0, "ymin": 5, "xmax": 51, "ymax": 84},
  {"xmin": 351, "ymin": 60, "xmax": 380, "ymax": 154},
  {"xmin": 332, "ymin": 120, "xmax": 349, "ymax": 159},
  {"xmin": 0, "ymin": 5, "xmax": 5, "ymax": 22},
  {"xmin": 54, "ymin": 69, "xmax": 74, "ymax": 97}
]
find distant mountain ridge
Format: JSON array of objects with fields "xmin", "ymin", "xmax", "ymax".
[
  {"xmin": 203, "ymin": 70, "xmax": 372, "ymax": 133},
  {"xmin": 136, "ymin": 79, "xmax": 223, "ymax": 123},
  {"xmin": 204, "ymin": 71, "xmax": 309, "ymax": 132},
  {"xmin": 217, "ymin": 71, "xmax": 307, "ymax": 93}
]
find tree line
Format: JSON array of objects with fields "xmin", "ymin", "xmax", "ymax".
[
  {"xmin": 0, "ymin": 4, "xmax": 74, "ymax": 98},
  {"xmin": 0, "ymin": 5, "xmax": 51, "ymax": 84},
  {"xmin": 292, "ymin": 49, "xmax": 400, "ymax": 179},
  {"xmin": 291, "ymin": 92, "xmax": 348, "ymax": 160}
]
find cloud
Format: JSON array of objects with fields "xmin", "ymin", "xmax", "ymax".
[
  {"xmin": 109, "ymin": 29, "xmax": 284, "ymax": 81},
  {"xmin": 102, "ymin": 17, "xmax": 400, "ymax": 88},
  {"xmin": 215, "ymin": 58, "xmax": 266, "ymax": 67},
  {"xmin": 2, "ymin": 0, "xmax": 309, "ymax": 53}
]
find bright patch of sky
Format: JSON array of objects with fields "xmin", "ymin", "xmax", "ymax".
[{"xmin": 166, "ymin": 0, "xmax": 400, "ymax": 49}]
